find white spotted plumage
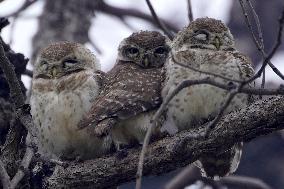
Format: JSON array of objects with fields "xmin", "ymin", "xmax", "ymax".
[
  {"xmin": 78, "ymin": 31, "xmax": 169, "ymax": 147},
  {"xmin": 30, "ymin": 41, "xmax": 112, "ymax": 160},
  {"xmin": 162, "ymin": 18, "xmax": 254, "ymax": 179}
]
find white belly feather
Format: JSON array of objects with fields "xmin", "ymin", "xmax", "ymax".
[{"xmin": 31, "ymin": 72, "xmax": 112, "ymax": 159}]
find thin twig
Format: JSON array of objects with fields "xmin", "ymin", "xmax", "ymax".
[
  {"xmin": 245, "ymin": 0, "xmax": 266, "ymax": 89},
  {"xmin": 239, "ymin": 0, "xmax": 284, "ymax": 80},
  {"xmin": 3, "ymin": 0, "xmax": 38, "ymax": 18},
  {"xmin": 145, "ymin": 0, "xmax": 174, "ymax": 40},
  {"xmin": 187, "ymin": 0, "xmax": 193, "ymax": 22},
  {"xmin": 97, "ymin": 1, "xmax": 179, "ymax": 33},
  {"xmin": 246, "ymin": 0, "xmax": 264, "ymax": 48},
  {"xmin": 23, "ymin": 69, "xmax": 33, "ymax": 77}
]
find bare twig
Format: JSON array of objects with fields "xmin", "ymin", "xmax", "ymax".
[
  {"xmin": 3, "ymin": 0, "xmax": 38, "ymax": 18},
  {"xmin": 187, "ymin": 0, "xmax": 193, "ymax": 22},
  {"xmin": 145, "ymin": 0, "xmax": 174, "ymax": 40},
  {"xmin": 23, "ymin": 69, "xmax": 33, "ymax": 77},
  {"xmin": 239, "ymin": 0, "xmax": 284, "ymax": 80},
  {"xmin": 246, "ymin": 0, "xmax": 264, "ymax": 48},
  {"xmin": 97, "ymin": 1, "xmax": 179, "ymax": 33}
]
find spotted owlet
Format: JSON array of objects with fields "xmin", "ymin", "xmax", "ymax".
[
  {"xmin": 162, "ymin": 18, "xmax": 254, "ymax": 179},
  {"xmin": 79, "ymin": 31, "xmax": 170, "ymax": 146},
  {"xmin": 30, "ymin": 41, "xmax": 112, "ymax": 160}
]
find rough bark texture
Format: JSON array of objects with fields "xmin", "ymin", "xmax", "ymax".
[
  {"xmin": 0, "ymin": 19, "xmax": 29, "ymax": 186},
  {"xmin": 46, "ymin": 96, "xmax": 284, "ymax": 189}
]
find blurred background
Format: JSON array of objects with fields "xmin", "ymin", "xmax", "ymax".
[{"xmin": 0, "ymin": 0, "xmax": 283, "ymax": 188}]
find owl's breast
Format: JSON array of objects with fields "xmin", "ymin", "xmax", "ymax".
[
  {"xmin": 30, "ymin": 75, "xmax": 110, "ymax": 159},
  {"xmin": 163, "ymin": 50, "xmax": 250, "ymax": 131}
]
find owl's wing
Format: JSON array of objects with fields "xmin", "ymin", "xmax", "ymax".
[
  {"xmin": 93, "ymin": 70, "xmax": 108, "ymax": 90},
  {"xmin": 233, "ymin": 52, "xmax": 256, "ymax": 104},
  {"xmin": 78, "ymin": 88, "xmax": 162, "ymax": 130},
  {"xmin": 233, "ymin": 52, "xmax": 254, "ymax": 80}
]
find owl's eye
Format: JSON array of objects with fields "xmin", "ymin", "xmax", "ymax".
[
  {"xmin": 193, "ymin": 30, "xmax": 209, "ymax": 41},
  {"xmin": 63, "ymin": 58, "xmax": 79, "ymax": 67},
  {"xmin": 39, "ymin": 60, "xmax": 48, "ymax": 70},
  {"xmin": 125, "ymin": 47, "xmax": 139, "ymax": 57},
  {"xmin": 40, "ymin": 60, "xmax": 48, "ymax": 66},
  {"xmin": 154, "ymin": 46, "xmax": 168, "ymax": 55}
]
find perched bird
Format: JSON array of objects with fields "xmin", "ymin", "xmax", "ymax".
[
  {"xmin": 162, "ymin": 18, "xmax": 254, "ymax": 179},
  {"xmin": 79, "ymin": 31, "xmax": 170, "ymax": 147},
  {"xmin": 30, "ymin": 41, "xmax": 112, "ymax": 160}
]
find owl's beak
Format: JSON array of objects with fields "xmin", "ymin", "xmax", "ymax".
[
  {"xmin": 212, "ymin": 36, "xmax": 221, "ymax": 50},
  {"xmin": 142, "ymin": 55, "xmax": 150, "ymax": 68},
  {"xmin": 49, "ymin": 66, "xmax": 59, "ymax": 78}
]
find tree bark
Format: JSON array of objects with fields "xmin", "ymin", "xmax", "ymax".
[{"xmin": 46, "ymin": 96, "xmax": 284, "ymax": 189}]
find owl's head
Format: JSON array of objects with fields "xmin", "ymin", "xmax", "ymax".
[
  {"xmin": 34, "ymin": 41, "xmax": 100, "ymax": 79},
  {"xmin": 172, "ymin": 17, "xmax": 235, "ymax": 51},
  {"xmin": 117, "ymin": 31, "xmax": 170, "ymax": 68}
]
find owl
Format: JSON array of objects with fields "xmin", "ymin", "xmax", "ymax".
[
  {"xmin": 79, "ymin": 31, "xmax": 170, "ymax": 147},
  {"xmin": 30, "ymin": 41, "xmax": 112, "ymax": 160},
  {"xmin": 162, "ymin": 18, "xmax": 254, "ymax": 179}
]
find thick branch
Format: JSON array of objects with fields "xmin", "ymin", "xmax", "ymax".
[{"xmin": 46, "ymin": 96, "xmax": 284, "ymax": 189}]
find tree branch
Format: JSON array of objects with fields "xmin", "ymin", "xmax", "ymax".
[
  {"xmin": 46, "ymin": 96, "xmax": 284, "ymax": 189},
  {"xmin": 239, "ymin": 1, "xmax": 284, "ymax": 80},
  {"xmin": 187, "ymin": 0, "xmax": 193, "ymax": 22},
  {"xmin": 97, "ymin": 1, "xmax": 179, "ymax": 33},
  {"xmin": 0, "ymin": 40, "xmax": 35, "ymax": 189},
  {"xmin": 144, "ymin": 0, "xmax": 174, "ymax": 40}
]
